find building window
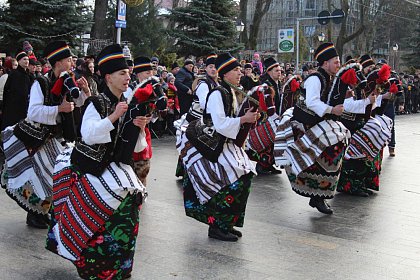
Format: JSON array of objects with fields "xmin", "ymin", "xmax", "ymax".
[
  {"xmin": 305, "ymin": 0, "xmax": 315, "ymax": 10},
  {"xmin": 286, "ymin": 1, "xmax": 294, "ymax": 18}
]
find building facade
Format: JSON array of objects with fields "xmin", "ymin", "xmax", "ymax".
[{"xmin": 245, "ymin": 0, "xmax": 361, "ymax": 60}]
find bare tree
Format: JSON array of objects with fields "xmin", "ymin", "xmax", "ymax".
[
  {"xmin": 335, "ymin": 0, "xmax": 366, "ymax": 58},
  {"xmin": 239, "ymin": 0, "xmax": 273, "ymax": 50},
  {"xmin": 91, "ymin": 0, "xmax": 108, "ymax": 39}
]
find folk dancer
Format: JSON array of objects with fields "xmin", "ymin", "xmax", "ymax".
[
  {"xmin": 337, "ymin": 55, "xmax": 393, "ymax": 195},
  {"xmin": 246, "ymin": 57, "xmax": 282, "ymax": 175},
  {"xmin": 177, "ymin": 53, "xmax": 258, "ymax": 241},
  {"xmin": 174, "ymin": 54, "xmax": 219, "ymax": 178},
  {"xmin": 335, "ymin": 57, "xmax": 393, "ymax": 196},
  {"xmin": 46, "ymin": 44, "xmax": 148, "ymax": 279},
  {"xmin": 274, "ymin": 43, "xmax": 351, "ymax": 214},
  {"xmin": 2, "ymin": 41, "xmax": 89, "ymax": 229},
  {"xmin": 130, "ymin": 56, "xmax": 155, "ymax": 186}
]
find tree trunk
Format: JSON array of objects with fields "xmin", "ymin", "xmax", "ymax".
[
  {"xmin": 91, "ymin": 0, "xmax": 108, "ymax": 39},
  {"xmin": 246, "ymin": 0, "xmax": 273, "ymax": 50},
  {"xmin": 239, "ymin": 0, "xmax": 249, "ymax": 49}
]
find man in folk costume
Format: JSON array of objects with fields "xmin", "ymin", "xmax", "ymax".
[
  {"xmin": 246, "ymin": 57, "xmax": 282, "ymax": 175},
  {"xmin": 46, "ymin": 44, "xmax": 148, "ymax": 279},
  {"xmin": 280, "ymin": 74, "xmax": 302, "ymax": 115},
  {"xmin": 274, "ymin": 43, "xmax": 350, "ymax": 214},
  {"xmin": 261, "ymin": 57, "xmax": 283, "ymax": 115},
  {"xmin": 336, "ymin": 55, "xmax": 393, "ymax": 196},
  {"xmin": 178, "ymin": 53, "xmax": 258, "ymax": 241},
  {"xmin": 185, "ymin": 53, "xmax": 219, "ymax": 121},
  {"xmin": 130, "ymin": 56, "xmax": 157, "ymax": 186},
  {"xmin": 174, "ymin": 54, "xmax": 219, "ymax": 178},
  {"xmin": 2, "ymin": 41, "xmax": 89, "ymax": 229}
]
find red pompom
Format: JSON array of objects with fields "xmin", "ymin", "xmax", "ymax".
[
  {"xmin": 290, "ymin": 79, "xmax": 300, "ymax": 92},
  {"xmin": 134, "ymin": 83, "xmax": 153, "ymax": 103},
  {"xmin": 340, "ymin": 68, "xmax": 358, "ymax": 85},
  {"xmin": 258, "ymin": 90, "xmax": 268, "ymax": 112},
  {"xmin": 376, "ymin": 64, "xmax": 391, "ymax": 84},
  {"xmin": 389, "ymin": 83, "xmax": 398, "ymax": 94},
  {"xmin": 51, "ymin": 77, "xmax": 64, "ymax": 96}
]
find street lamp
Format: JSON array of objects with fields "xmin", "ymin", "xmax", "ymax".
[
  {"xmin": 123, "ymin": 45, "xmax": 131, "ymax": 60},
  {"xmin": 318, "ymin": 32, "xmax": 326, "ymax": 42},
  {"xmin": 310, "ymin": 47, "xmax": 314, "ymax": 62},
  {"xmin": 236, "ymin": 19, "xmax": 245, "ymax": 33},
  {"xmin": 392, "ymin": 44, "xmax": 399, "ymax": 70}
]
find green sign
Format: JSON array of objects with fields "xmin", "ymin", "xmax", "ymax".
[{"xmin": 279, "ymin": 40, "xmax": 293, "ymax": 52}]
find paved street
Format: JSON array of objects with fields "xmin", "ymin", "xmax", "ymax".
[{"xmin": 1, "ymin": 114, "xmax": 420, "ymax": 280}]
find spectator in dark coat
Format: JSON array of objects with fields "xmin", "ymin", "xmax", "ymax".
[
  {"xmin": 175, "ymin": 59, "xmax": 195, "ymax": 115},
  {"xmin": 1, "ymin": 51, "xmax": 33, "ymax": 130}
]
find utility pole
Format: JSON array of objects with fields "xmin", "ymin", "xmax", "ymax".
[{"xmin": 296, "ymin": 14, "xmax": 344, "ymax": 72}]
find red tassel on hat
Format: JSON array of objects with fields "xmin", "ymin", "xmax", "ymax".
[
  {"xmin": 376, "ymin": 64, "xmax": 391, "ymax": 84},
  {"xmin": 340, "ymin": 68, "xmax": 358, "ymax": 85},
  {"xmin": 290, "ymin": 79, "xmax": 300, "ymax": 92},
  {"xmin": 133, "ymin": 83, "xmax": 153, "ymax": 103},
  {"xmin": 389, "ymin": 83, "xmax": 398, "ymax": 94},
  {"xmin": 51, "ymin": 77, "xmax": 64, "ymax": 96}
]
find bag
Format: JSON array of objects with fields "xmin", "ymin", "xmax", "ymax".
[
  {"xmin": 185, "ymin": 87, "xmax": 226, "ymax": 162},
  {"xmin": 185, "ymin": 118, "xmax": 226, "ymax": 162},
  {"xmin": 13, "ymin": 119, "xmax": 51, "ymax": 150},
  {"xmin": 185, "ymin": 97, "xmax": 203, "ymax": 122},
  {"xmin": 70, "ymin": 141, "xmax": 111, "ymax": 177},
  {"xmin": 248, "ymin": 121, "xmax": 275, "ymax": 153}
]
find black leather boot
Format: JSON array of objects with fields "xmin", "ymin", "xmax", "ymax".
[
  {"xmin": 26, "ymin": 212, "xmax": 48, "ymax": 229},
  {"xmin": 230, "ymin": 227, "xmax": 242, "ymax": 237},
  {"xmin": 309, "ymin": 197, "xmax": 333, "ymax": 214},
  {"xmin": 208, "ymin": 226, "xmax": 238, "ymax": 241},
  {"xmin": 350, "ymin": 190, "xmax": 369, "ymax": 197}
]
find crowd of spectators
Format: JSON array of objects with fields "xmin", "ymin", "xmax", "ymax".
[{"xmin": 0, "ymin": 43, "xmax": 419, "ymax": 138}]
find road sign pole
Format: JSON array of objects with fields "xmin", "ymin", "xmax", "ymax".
[
  {"xmin": 296, "ymin": 19, "xmax": 300, "ymax": 73},
  {"xmin": 116, "ymin": 28, "xmax": 122, "ymax": 44},
  {"xmin": 115, "ymin": 0, "xmax": 127, "ymax": 45}
]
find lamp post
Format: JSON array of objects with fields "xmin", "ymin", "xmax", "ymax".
[
  {"xmin": 123, "ymin": 45, "xmax": 131, "ymax": 60},
  {"xmin": 235, "ymin": 19, "xmax": 245, "ymax": 59},
  {"xmin": 236, "ymin": 19, "xmax": 245, "ymax": 44},
  {"xmin": 392, "ymin": 43, "xmax": 399, "ymax": 70},
  {"xmin": 317, "ymin": 32, "xmax": 326, "ymax": 43},
  {"xmin": 309, "ymin": 47, "xmax": 314, "ymax": 62},
  {"xmin": 236, "ymin": 19, "xmax": 245, "ymax": 33}
]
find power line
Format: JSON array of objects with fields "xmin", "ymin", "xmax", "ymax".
[
  {"xmin": 1, "ymin": 23, "xmax": 79, "ymax": 39},
  {"xmin": 400, "ymin": 0, "xmax": 420, "ymax": 7},
  {"xmin": 30, "ymin": 0, "xmax": 75, "ymax": 8},
  {"xmin": 359, "ymin": 2, "xmax": 420, "ymax": 23}
]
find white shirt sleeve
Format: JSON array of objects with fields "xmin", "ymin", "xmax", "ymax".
[
  {"xmin": 81, "ymin": 103, "xmax": 115, "ymax": 145},
  {"xmin": 27, "ymin": 81, "xmax": 59, "ymax": 125},
  {"xmin": 134, "ymin": 130, "xmax": 147, "ymax": 153},
  {"xmin": 206, "ymin": 90, "xmax": 241, "ymax": 139},
  {"xmin": 73, "ymin": 89, "xmax": 89, "ymax": 107},
  {"xmin": 195, "ymin": 81, "xmax": 210, "ymax": 109},
  {"xmin": 375, "ymin": 94, "xmax": 383, "ymax": 107},
  {"xmin": 304, "ymin": 76, "xmax": 332, "ymax": 117},
  {"xmin": 343, "ymin": 97, "xmax": 371, "ymax": 114}
]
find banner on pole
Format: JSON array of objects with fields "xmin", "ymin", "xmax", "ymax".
[{"xmin": 278, "ymin": 29, "xmax": 294, "ymax": 53}]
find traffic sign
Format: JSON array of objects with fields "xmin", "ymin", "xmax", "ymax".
[
  {"xmin": 115, "ymin": 0, "xmax": 127, "ymax": 29},
  {"xmin": 318, "ymin": 10, "xmax": 331, "ymax": 25},
  {"xmin": 115, "ymin": 20, "xmax": 127, "ymax": 28},
  {"xmin": 278, "ymin": 29, "xmax": 294, "ymax": 53},
  {"xmin": 331, "ymin": 9, "xmax": 345, "ymax": 24}
]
